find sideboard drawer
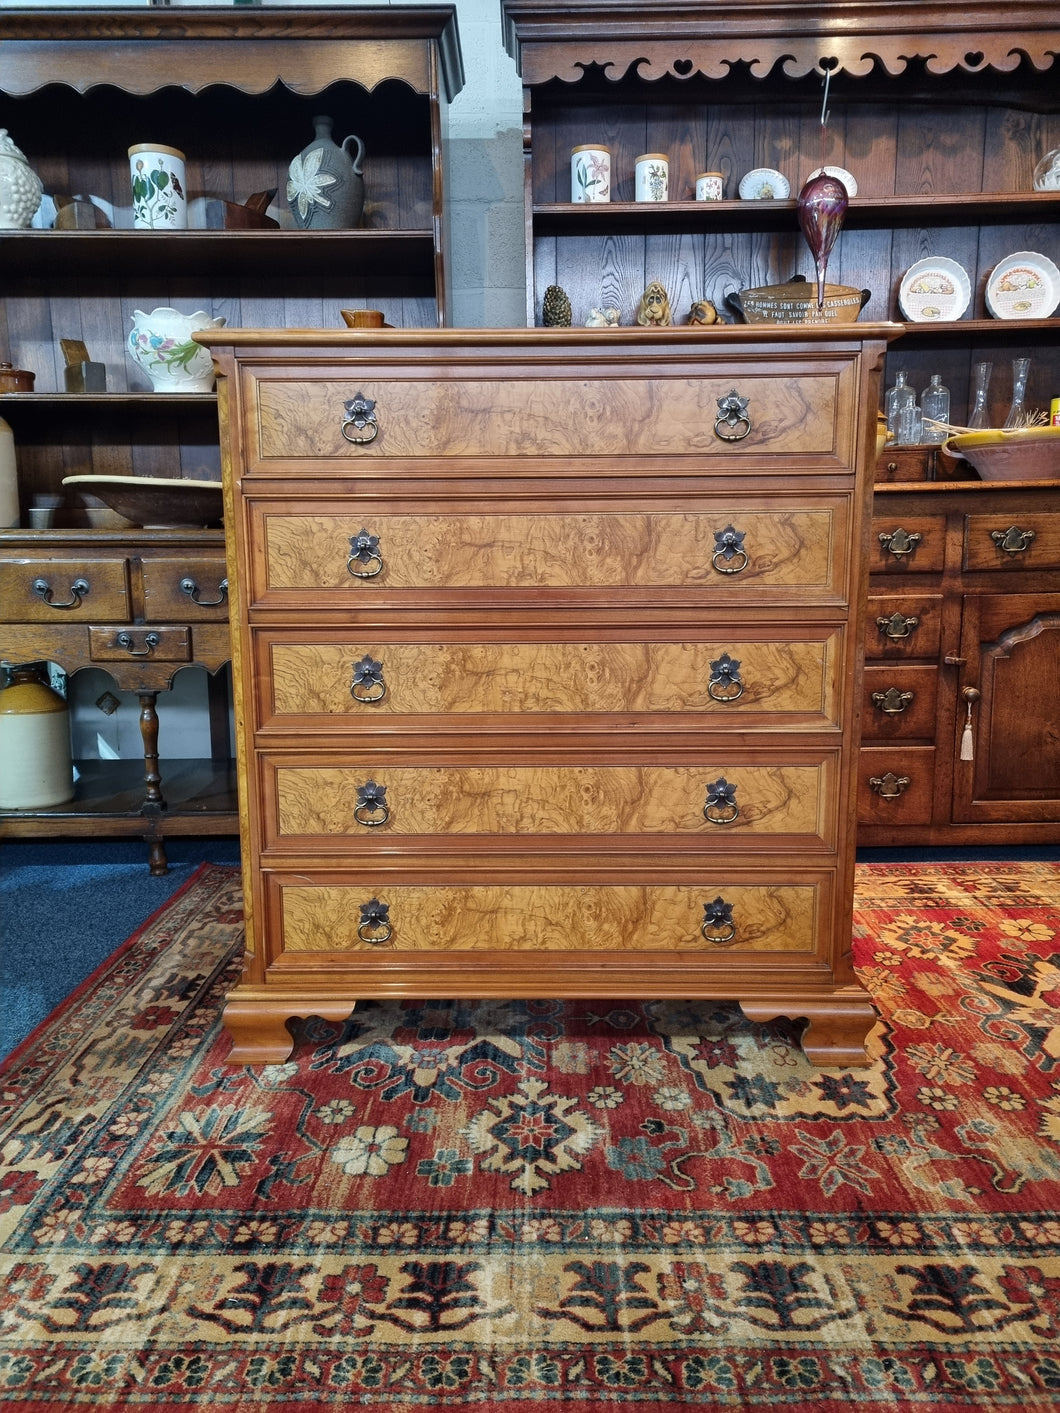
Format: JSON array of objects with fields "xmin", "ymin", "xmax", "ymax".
[
  {"xmin": 866, "ymin": 595, "xmax": 943, "ymax": 660},
  {"xmin": 88, "ymin": 625, "xmax": 191, "ymax": 663},
  {"xmin": 251, "ymin": 499, "xmax": 851, "ymax": 605},
  {"xmin": 141, "ymin": 555, "xmax": 230, "ymax": 620},
  {"xmin": 0, "ymin": 555, "xmax": 130, "ymax": 622},
  {"xmin": 244, "ymin": 362, "xmax": 857, "ymax": 472},
  {"xmin": 256, "ymin": 630, "xmax": 843, "ymax": 732},
  {"xmin": 861, "ymin": 664, "xmax": 939, "ymax": 741},
  {"xmin": 963, "ymin": 513, "xmax": 1060, "ymax": 572},
  {"xmin": 263, "ymin": 755, "xmax": 837, "ymax": 849},
  {"xmin": 857, "ymin": 746, "xmax": 936, "ymax": 824},
  {"xmin": 270, "ymin": 875, "xmax": 822, "ymax": 957},
  {"xmin": 869, "ymin": 516, "xmax": 946, "ymax": 573}
]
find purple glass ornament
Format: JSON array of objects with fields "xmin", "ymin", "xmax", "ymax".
[{"xmin": 797, "ymin": 173, "xmax": 848, "ymax": 307}]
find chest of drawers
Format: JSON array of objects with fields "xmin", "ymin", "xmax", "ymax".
[{"xmin": 202, "ymin": 326, "xmax": 898, "ymax": 1067}]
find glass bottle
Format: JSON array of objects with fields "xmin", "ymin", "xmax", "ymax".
[
  {"xmin": 1002, "ymin": 357, "xmax": 1031, "ymax": 430},
  {"xmin": 920, "ymin": 374, "xmax": 950, "ymax": 443},
  {"xmin": 967, "ymin": 361, "xmax": 993, "ymax": 430},
  {"xmin": 885, "ymin": 370, "xmax": 915, "ymax": 435},
  {"xmin": 894, "ymin": 398, "xmax": 923, "ymax": 446}
]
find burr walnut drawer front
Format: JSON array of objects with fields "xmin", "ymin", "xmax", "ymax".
[
  {"xmin": 140, "ymin": 555, "xmax": 230, "ymax": 620},
  {"xmin": 261, "ymin": 754, "xmax": 838, "ymax": 850},
  {"xmin": 866, "ymin": 595, "xmax": 943, "ymax": 660},
  {"xmin": 869, "ymin": 516, "xmax": 947, "ymax": 574},
  {"xmin": 0, "ymin": 554, "xmax": 130, "ymax": 622},
  {"xmin": 243, "ymin": 362, "xmax": 858, "ymax": 472},
  {"xmin": 252, "ymin": 629, "xmax": 844, "ymax": 734},
  {"xmin": 962, "ymin": 513, "xmax": 1060, "ymax": 572},
  {"xmin": 248, "ymin": 498, "xmax": 852, "ymax": 606},
  {"xmin": 265, "ymin": 874, "xmax": 824, "ymax": 957}
]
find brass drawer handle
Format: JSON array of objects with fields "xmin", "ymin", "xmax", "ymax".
[
  {"xmin": 708, "ymin": 651, "xmax": 744, "ymax": 702},
  {"xmin": 180, "ymin": 575, "xmax": 228, "ymax": 607},
  {"xmin": 869, "ymin": 771, "xmax": 911, "ymax": 799},
  {"xmin": 115, "ymin": 631, "xmax": 160, "ymax": 658},
  {"xmin": 701, "ymin": 896, "xmax": 737, "ymax": 946},
  {"xmin": 876, "ymin": 612, "xmax": 919, "ymax": 641},
  {"xmin": 713, "ymin": 389, "xmax": 751, "ymax": 442},
  {"xmin": 351, "ymin": 654, "xmax": 386, "ymax": 704},
  {"xmin": 33, "ymin": 575, "xmax": 89, "ymax": 610},
  {"xmin": 341, "ymin": 392, "xmax": 378, "ymax": 445},
  {"xmin": 357, "ymin": 897, "xmax": 392, "ymax": 946},
  {"xmin": 990, "ymin": 525, "xmax": 1035, "ymax": 557},
  {"xmin": 878, "ymin": 527, "xmax": 922, "ymax": 559},
  {"xmin": 711, "ymin": 524, "xmax": 748, "ymax": 575},
  {"xmin": 703, "ymin": 777, "xmax": 739, "ymax": 825},
  {"xmin": 347, "ymin": 528, "xmax": 383, "ymax": 579},
  {"xmin": 354, "ymin": 779, "xmax": 390, "ymax": 826},
  {"xmin": 871, "ymin": 687, "xmax": 914, "ymax": 715}
]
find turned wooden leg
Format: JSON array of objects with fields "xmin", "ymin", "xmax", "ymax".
[
  {"xmin": 146, "ymin": 836, "xmax": 169, "ymax": 877},
  {"xmin": 137, "ymin": 691, "xmax": 165, "ymax": 808},
  {"xmin": 739, "ymin": 993, "xmax": 880, "ymax": 1068}
]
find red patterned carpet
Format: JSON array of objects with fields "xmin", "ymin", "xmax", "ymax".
[{"xmin": 1, "ymin": 860, "xmax": 1059, "ymax": 1411}]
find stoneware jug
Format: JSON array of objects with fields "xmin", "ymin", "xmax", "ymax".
[
  {"xmin": 286, "ymin": 115, "xmax": 365, "ymax": 230},
  {"xmin": 0, "ymin": 129, "xmax": 43, "ymax": 229},
  {"xmin": 127, "ymin": 307, "xmax": 226, "ymax": 393}
]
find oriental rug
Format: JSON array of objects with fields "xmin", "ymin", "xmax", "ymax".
[{"xmin": 2, "ymin": 860, "xmax": 1060, "ymax": 1412}]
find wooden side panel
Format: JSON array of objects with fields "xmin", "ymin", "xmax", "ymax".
[
  {"xmin": 277, "ymin": 880, "xmax": 820, "ymax": 954},
  {"xmin": 269, "ymin": 760, "xmax": 833, "ymax": 842}
]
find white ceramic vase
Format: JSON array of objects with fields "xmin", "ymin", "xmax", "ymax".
[
  {"xmin": 127, "ymin": 307, "xmax": 226, "ymax": 393},
  {"xmin": 0, "ymin": 129, "xmax": 43, "ymax": 229}
]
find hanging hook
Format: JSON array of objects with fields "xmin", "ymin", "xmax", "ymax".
[{"xmin": 820, "ymin": 64, "xmax": 832, "ymax": 128}]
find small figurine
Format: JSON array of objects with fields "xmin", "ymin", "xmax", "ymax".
[
  {"xmin": 585, "ymin": 306, "xmax": 620, "ymax": 327},
  {"xmin": 688, "ymin": 299, "xmax": 718, "ymax": 326},
  {"xmin": 636, "ymin": 281, "xmax": 672, "ymax": 326},
  {"xmin": 542, "ymin": 284, "xmax": 572, "ymax": 326}
]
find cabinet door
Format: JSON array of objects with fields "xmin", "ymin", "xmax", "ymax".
[{"xmin": 952, "ymin": 593, "xmax": 1060, "ymax": 825}]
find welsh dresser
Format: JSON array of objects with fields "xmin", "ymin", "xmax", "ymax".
[{"xmin": 201, "ymin": 323, "xmax": 899, "ymax": 1067}]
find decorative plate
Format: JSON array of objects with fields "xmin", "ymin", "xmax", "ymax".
[
  {"xmin": 985, "ymin": 251, "xmax": 1060, "ymax": 320},
  {"xmin": 898, "ymin": 257, "xmax": 971, "ymax": 322},
  {"xmin": 807, "ymin": 165, "xmax": 858, "ymax": 197},
  {"xmin": 738, "ymin": 167, "xmax": 790, "ymax": 200}
]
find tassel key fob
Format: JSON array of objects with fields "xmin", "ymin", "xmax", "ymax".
[{"xmin": 960, "ymin": 686, "xmax": 980, "ymax": 761}]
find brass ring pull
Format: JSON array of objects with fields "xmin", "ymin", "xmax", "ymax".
[
  {"xmin": 341, "ymin": 393, "xmax": 379, "ymax": 445},
  {"xmin": 354, "ymin": 779, "xmax": 390, "ymax": 827},
  {"xmin": 33, "ymin": 576, "xmax": 89, "ymax": 610},
  {"xmin": 701, "ymin": 896, "xmax": 738, "ymax": 946},
  {"xmin": 357, "ymin": 898, "xmax": 392, "ymax": 946},
  {"xmin": 990, "ymin": 525, "xmax": 1035, "ymax": 557},
  {"xmin": 116, "ymin": 631, "xmax": 160, "ymax": 658},
  {"xmin": 703, "ymin": 777, "xmax": 739, "ymax": 825},
  {"xmin": 351, "ymin": 655, "xmax": 386, "ymax": 704},
  {"xmin": 879, "ymin": 528, "xmax": 921, "ymax": 559},
  {"xmin": 711, "ymin": 524, "xmax": 748, "ymax": 575},
  {"xmin": 707, "ymin": 651, "xmax": 744, "ymax": 703},
  {"xmin": 347, "ymin": 528, "xmax": 383, "ymax": 579},
  {"xmin": 713, "ymin": 390, "xmax": 751, "ymax": 443},
  {"xmin": 180, "ymin": 576, "xmax": 228, "ymax": 606}
]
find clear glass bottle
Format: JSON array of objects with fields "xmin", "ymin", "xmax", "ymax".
[
  {"xmin": 1002, "ymin": 357, "xmax": 1032, "ymax": 429},
  {"xmin": 968, "ymin": 361, "xmax": 993, "ymax": 430},
  {"xmin": 894, "ymin": 398, "xmax": 923, "ymax": 446},
  {"xmin": 920, "ymin": 374, "xmax": 950, "ymax": 443},
  {"xmin": 885, "ymin": 369, "xmax": 915, "ymax": 435}
]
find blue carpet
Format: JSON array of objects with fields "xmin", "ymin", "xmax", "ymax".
[
  {"xmin": 2, "ymin": 838, "xmax": 1055, "ymax": 1065},
  {"xmin": 0, "ymin": 838, "xmax": 240, "ymax": 1062}
]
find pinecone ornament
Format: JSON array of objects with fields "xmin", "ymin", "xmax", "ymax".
[{"xmin": 542, "ymin": 284, "xmax": 572, "ymax": 326}]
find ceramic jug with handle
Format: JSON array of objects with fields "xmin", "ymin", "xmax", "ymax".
[{"xmin": 286, "ymin": 115, "xmax": 365, "ymax": 230}]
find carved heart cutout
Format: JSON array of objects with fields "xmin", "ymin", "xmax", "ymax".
[
  {"xmin": 674, "ymin": 58, "xmax": 693, "ymax": 75},
  {"xmin": 964, "ymin": 50, "xmax": 985, "ymax": 67}
]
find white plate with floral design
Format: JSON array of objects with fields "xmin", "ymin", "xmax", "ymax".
[
  {"xmin": 738, "ymin": 167, "xmax": 789, "ymax": 200},
  {"xmin": 898, "ymin": 257, "xmax": 971, "ymax": 322},
  {"xmin": 985, "ymin": 251, "xmax": 1060, "ymax": 319},
  {"xmin": 807, "ymin": 165, "xmax": 858, "ymax": 197}
]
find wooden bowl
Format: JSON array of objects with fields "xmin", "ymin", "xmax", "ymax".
[
  {"xmin": 61, "ymin": 475, "xmax": 223, "ymax": 527},
  {"xmin": 942, "ymin": 426, "xmax": 1060, "ymax": 482}
]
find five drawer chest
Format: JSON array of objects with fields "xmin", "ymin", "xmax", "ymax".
[{"xmin": 200, "ymin": 325, "xmax": 899, "ymax": 1067}]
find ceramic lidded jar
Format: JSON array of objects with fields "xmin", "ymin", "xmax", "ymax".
[
  {"xmin": 0, "ymin": 129, "xmax": 44, "ymax": 229},
  {"xmin": 127, "ymin": 307, "xmax": 226, "ymax": 392},
  {"xmin": 286, "ymin": 115, "xmax": 365, "ymax": 230}
]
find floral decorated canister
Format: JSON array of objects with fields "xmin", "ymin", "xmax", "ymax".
[
  {"xmin": 127, "ymin": 307, "xmax": 226, "ymax": 392},
  {"xmin": 128, "ymin": 144, "xmax": 187, "ymax": 229},
  {"xmin": 635, "ymin": 153, "xmax": 668, "ymax": 203},
  {"xmin": 571, "ymin": 145, "xmax": 610, "ymax": 203}
]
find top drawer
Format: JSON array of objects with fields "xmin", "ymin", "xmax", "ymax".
[
  {"xmin": 239, "ymin": 360, "xmax": 859, "ymax": 474},
  {"xmin": 963, "ymin": 512, "xmax": 1060, "ymax": 572},
  {"xmin": 0, "ymin": 553, "xmax": 130, "ymax": 623}
]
